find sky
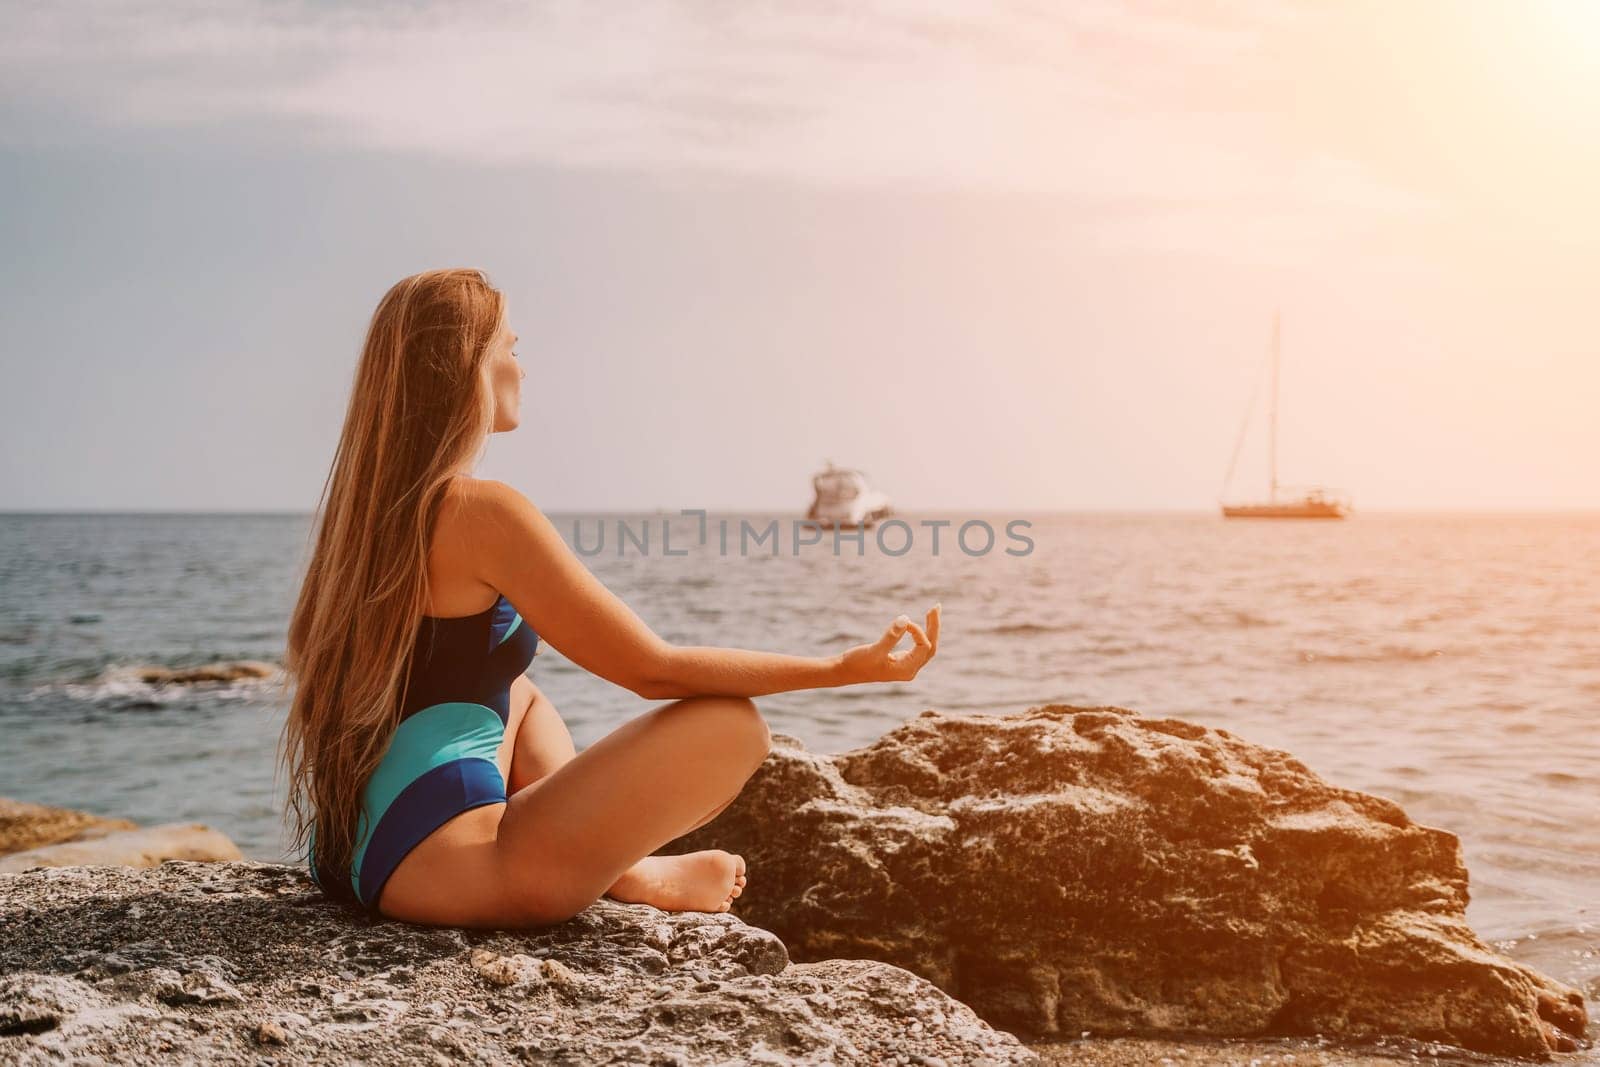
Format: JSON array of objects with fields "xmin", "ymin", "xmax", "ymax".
[{"xmin": 1, "ymin": 0, "xmax": 1597, "ymax": 511}]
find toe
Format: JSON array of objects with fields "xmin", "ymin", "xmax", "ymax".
[
  {"xmin": 734, "ymin": 854, "xmax": 747, "ymax": 878},
  {"xmin": 730, "ymin": 883, "xmax": 743, "ymax": 898}
]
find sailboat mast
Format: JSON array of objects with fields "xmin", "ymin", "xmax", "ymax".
[{"xmin": 1269, "ymin": 311, "xmax": 1280, "ymax": 503}]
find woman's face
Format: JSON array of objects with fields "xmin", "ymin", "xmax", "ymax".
[{"xmin": 486, "ymin": 318, "xmax": 524, "ymax": 433}]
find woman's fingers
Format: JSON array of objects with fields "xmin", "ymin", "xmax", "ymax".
[
  {"xmin": 871, "ymin": 606, "xmax": 942, "ymax": 680},
  {"xmin": 904, "ymin": 620, "xmax": 932, "ymax": 651},
  {"xmin": 874, "ymin": 615, "xmax": 911, "ymax": 651}
]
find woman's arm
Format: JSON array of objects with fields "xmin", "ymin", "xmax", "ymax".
[
  {"xmin": 638, "ymin": 604, "xmax": 940, "ymax": 699},
  {"xmin": 464, "ymin": 479, "xmax": 940, "ymax": 700},
  {"xmin": 633, "ymin": 646, "xmax": 851, "ymax": 700}
]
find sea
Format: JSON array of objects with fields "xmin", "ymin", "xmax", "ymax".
[{"xmin": 1, "ymin": 510, "xmax": 1595, "ymax": 1027}]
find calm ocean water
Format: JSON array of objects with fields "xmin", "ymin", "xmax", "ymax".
[{"xmin": 1, "ymin": 511, "xmax": 1595, "ymax": 1020}]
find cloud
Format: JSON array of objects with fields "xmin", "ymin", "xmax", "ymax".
[{"xmin": 0, "ymin": 0, "xmax": 1441, "ymax": 260}]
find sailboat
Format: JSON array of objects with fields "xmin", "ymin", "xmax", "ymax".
[{"xmin": 1220, "ymin": 312, "xmax": 1350, "ymax": 520}]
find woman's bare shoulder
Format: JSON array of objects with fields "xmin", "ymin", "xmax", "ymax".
[
  {"xmin": 464, "ymin": 477, "xmax": 554, "ymax": 519},
  {"xmin": 430, "ymin": 478, "xmax": 569, "ymax": 615},
  {"xmin": 439, "ymin": 475, "xmax": 521, "ymax": 514},
  {"xmin": 425, "ymin": 478, "xmax": 531, "ymax": 608},
  {"xmin": 433, "ymin": 478, "xmax": 543, "ymax": 564}
]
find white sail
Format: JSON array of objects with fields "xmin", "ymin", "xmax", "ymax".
[{"xmin": 1220, "ymin": 312, "xmax": 1350, "ymax": 519}]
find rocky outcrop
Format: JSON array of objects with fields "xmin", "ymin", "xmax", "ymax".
[
  {"xmin": 0, "ymin": 798, "xmax": 136, "ymax": 855},
  {"xmin": 665, "ymin": 704, "xmax": 1589, "ymax": 1060},
  {"xmin": 0, "ymin": 824, "xmax": 242, "ymax": 874},
  {"xmin": 0, "ymin": 861, "xmax": 1036, "ymax": 1065},
  {"xmin": 134, "ymin": 660, "xmax": 277, "ymax": 685},
  {"xmin": 0, "ymin": 798, "xmax": 241, "ymax": 873}
]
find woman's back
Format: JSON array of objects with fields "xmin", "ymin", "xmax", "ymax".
[{"xmin": 308, "ymin": 493, "xmax": 541, "ymax": 910}]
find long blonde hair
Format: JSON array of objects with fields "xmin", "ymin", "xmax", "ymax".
[{"xmin": 277, "ymin": 267, "xmax": 506, "ymax": 893}]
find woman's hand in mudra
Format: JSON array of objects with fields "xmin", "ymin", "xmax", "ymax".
[{"xmin": 839, "ymin": 603, "xmax": 941, "ymax": 684}]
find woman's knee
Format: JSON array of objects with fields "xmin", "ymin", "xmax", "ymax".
[
  {"xmin": 668, "ymin": 695, "xmax": 769, "ymax": 765},
  {"xmin": 742, "ymin": 698, "xmax": 773, "ymax": 762}
]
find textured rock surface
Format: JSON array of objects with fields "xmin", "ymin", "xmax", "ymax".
[
  {"xmin": 0, "ymin": 823, "xmax": 243, "ymax": 874},
  {"xmin": 1029, "ymin": 1035, "xmax": 1555, "ymax": 1065},
  {"xmin": 666, "ymin": 704, "xmax": 1590, "ymax": 1061},
  {"xmin": 0, "ymin": 861, "xmax": 1036, "ymax": 1065},
  {"xmin": 0, "ymin": 798, "xmax": 136, "ymax": 856}
]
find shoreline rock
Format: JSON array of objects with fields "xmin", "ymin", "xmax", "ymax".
[
  {"xmin": 0, "ymin": 824, "xmax": 243, "ymax": 875},
  {"xmin": 0, "ymin": 798, "xmax": 241, "ymax": 874},
  {"xmin": 0, "ymin": 861, "xmax": 1035, "ymax": 1064},
  {"xmin": 665, "ymin": 704, "xmax": 1589, "ymax": 1061},
  {"xmin": 134, "ymin": 660, "xmax": 278, "ymax": 686},
  {"xmin": 0, "ymin": 798, "xmax": 136, "ymax": 856},
  {"xmin": 4, "ymin": 706, "xmax": 1589, "ymax": 1063}
]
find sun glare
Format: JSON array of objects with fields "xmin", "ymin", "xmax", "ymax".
[{"xmin": 1543, "ymin": 0, "xmax": 1600, "ymax": 66}]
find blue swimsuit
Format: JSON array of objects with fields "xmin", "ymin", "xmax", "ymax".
[{"xmin": 307, "ymin": 593, "xmax": 540, "ymax": 911}]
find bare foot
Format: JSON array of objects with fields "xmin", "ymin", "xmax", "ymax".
[{"xmin": 605, "ymin": 850, "xmax": 747, "ymax": 913}]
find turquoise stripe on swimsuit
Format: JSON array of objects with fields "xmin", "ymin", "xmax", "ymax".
[
  {"xmin": 308, "ymin": 592, "xmax": 540, "ymax": 910},
  {"xmin": 349, "ymin": 702, "xmax": 505, "ymax": 895}
]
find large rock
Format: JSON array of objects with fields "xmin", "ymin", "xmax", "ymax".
[
  {"xmin": 0, "ymin": 823, "xmax": 243, "ymax": 874},
  {"xmin": 665, "ymin": 704, "xmax": 1589, "ymax": 1060},
  {"xmin": 0, "ymin": 798, "xmax": 136, "ymax": 856},
  {"xmin": 0, "ymin": 860, "xmax": 1036, "ymax": 1065}
]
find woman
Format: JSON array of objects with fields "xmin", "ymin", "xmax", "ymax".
[{"xmin": 280, "ymin": 268, "xmax": 940, "ymax": 928}]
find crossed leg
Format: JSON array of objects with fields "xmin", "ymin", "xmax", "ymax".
[
  {"xmin": 498, "ymin": 675, "xmax": 743, "ymax": 835},
  {"xmin": 379, "ymin": 678, "xmax": 769, "ymax": 928},
  {"xmin": 403, "ymin": 675, "xmax": 752, "ymax": 921}
]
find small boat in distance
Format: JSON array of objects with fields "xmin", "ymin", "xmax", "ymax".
[
  {"xmin": 1222, "ymin": 488, "xmax": 1348, "ymax": 519},
  {"xmin": 807, "ymin": 461, "xmax": 893, "ymax": 528},
  {"xmin": 1220, "ymin": 312, "xmax": 1350, "ymax": 520}
]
